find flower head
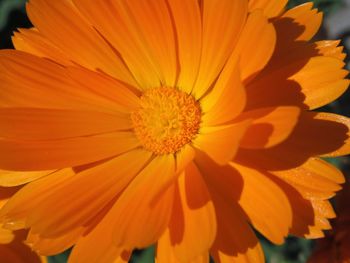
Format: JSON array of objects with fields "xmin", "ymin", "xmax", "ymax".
[{"xmin": 0, "ymin": 0, "xmax": 349, "ymax": 262}]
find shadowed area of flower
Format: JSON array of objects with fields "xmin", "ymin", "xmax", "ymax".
[
  {"xmin": 0, "ymin": 186, "xmax": 46, "ymax": 263},
  {"xmin": 308, "ymin": 178, "xmax": 350, "ymax": 263}
]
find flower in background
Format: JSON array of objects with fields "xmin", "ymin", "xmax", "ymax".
[
  {"xmin": 0, "ymin": 187, "xmax": 46, "ymax": 263},
  {"xmin": 0, "ymin": 0, "xmax": 349, "ymax": 262},
  {"xmin": 308, "ymin": 180, "xmax": 350, "ymax": 263}
]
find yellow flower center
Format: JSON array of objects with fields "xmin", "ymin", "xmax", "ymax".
[{"xmin": 131, "ymin": 87, "xmax": 201, "ymax": 155}]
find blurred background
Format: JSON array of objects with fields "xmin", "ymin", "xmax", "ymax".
[{"xmin": 0, "ymin": 0, "xmax": 349, "ymax": 262}]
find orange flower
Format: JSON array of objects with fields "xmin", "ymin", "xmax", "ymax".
[
  {"xmin": 308, "ymin": 181, "xmax": 350, "ymax": 263},
  {"xmin": 0, "ymin": 0, "xmax": 349, "ymax": 262},
  {"xmin": 0, "ymin": 187, "xmax": 46, "ymax": 263}
]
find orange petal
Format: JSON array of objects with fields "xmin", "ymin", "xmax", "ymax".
[
  {"xmin": 0, "ymin": 108, "xmax": 132, "ymax": 140},
  {"xmin": 272, "ymin": 158, "xmax": 344, "ymax": 200},
  {"xmin": 122, "ymin": 0, "xmax": 178, "ymax": 87},
  {"xmin": 26, "ymin": 0, "xmax": 136, "ymax": 86},
  {"xmin": 290, "ymin": 57, "xmax": 349, "ymax": 110},
  {"xmin": 111, "ymin": 155, "xmax": 176, "ymax": 248},
  {"xmin": 156, "ymin": 232, "xmax": 178, "ymax": 263},
  {"xmin": 248, "ymin": 0, "xmax": 287, "ymax": 18},
  {"xmin": 0, "ymin": 224, "xmax": 15, "ymax": 244},
  {"xmin": 315, "ymin": 40, "xmax": 347, "ymax": 60},
  {"xmin": 212, "ymin": 245, "xmax": 264, "ymax": 263},
  {"xmin": 310, "ymin": 159, "xmax": 345, "ymax": 184},
  {"xmin": 234, "ymin": 10, "xmax": 276, "ymax": 82},
  {"xmin": 274, "ymin": 3, "xmax": 322, "ymax": 50},
  {"xmin": 69, "ymin": 226, "xmax": 128, "ymax": 263},
  {"xmin": 67, "ymin": 197, "xmax": 132, "ymax": 263},
  {"xmin": 235, "ymin": 112, "xmax": 350, "ymax": 171},
  {"xmin": 175, "ymin": 144, "xmax": 195, "ymax": 174},
  {"xmin": 0, "ymin": 230, "xmax": 46, "ymax": 263},
  {"xmin": 200, "ymin": 57, "xmax": 246, "ymax": 126},
  {"xmin": 246, "ymin": 56, "xmax": 349, "ymax": 110},
  {"xmin": 252, "ymin": 41, "xmax": 347, "ymax": 97},
  {"xmin": 156, "ymin": 230, "xmax": 209, "ymax": 263},
  {"xmin": 0, "ymin": 132, "xmax": 140, "ymax": 171},
  {"xmin": 27, "ymin": 227, "xmax": 85, "ymax": 256},
  {"xmin": 267, "ymin": 40, "xmax": 346, "ymax": 72},
  {"xmin": 283, "ymin": 112, "xmax": 350, "ymax": 158},
  {"xmin": 315, "ymin": 113, "xmax": 350, "ymax": 157},
  {"xmin": 167, "ymin": 0, "xmax": 202, "ymax": 93},
  {"xmin": 0, "ymin": 50, "xmax": 135, "ymax": 113},
  {"xmin": 193, "ymin": 120, "xmax": 251, "ymax": 165},
  {"xmin": 73, "ymin": 0, "xmax": 173, "ymax": 89},
  {"xmin": 304, "ymin": 200, "xmax": 336, "ymax": 239},
  {"xmin": 70, "ymin": 243, "xmax": 129, "ymax": 263},
  {"xmin": 312, "ymin": 199, "xmax": 336, "ymax": 219},
  {"xmin": 167, "ymin": 164, "xmax": 216, "ymax": 262},
  {"xmin": 12, "ymin": 28, "xmax": 74, "ymax": 66},
  {"xmin": 265, "ymin": 174, "xmax": 327, "ymax": 239},
  {"xmin": 0, "ymin": 170, "xmax": 55, "ymax": 187},
  {"xmin": 194, "ymin": 151, "xmax": 264, "ymax": 263},
  {"xmin": 238, "ymin": 106, "xmax": 300, "ymax": 149},
  {"xmin": 66, "ymin": 67, "xmax": 141, "ymax": 112},
  {"xmin": 208, "ymin": 184, "xmax": 264, "ymax": 263},
  {"xmin": 109, "ymin": 0, "xmax": 177, "ymax": 87},
  {"xmin": 26, "ymin": 150, "xmax": 151, "ymax": 237},
  {"xmin": 0, "ymin": 169, "xmax": 75, "ymax": 229},
  {"xmin": 194, "ymin": 149, "xmax": 243, "ymax": 207},
  {"xmin": 0, "ymin": 186, "xmax": 21, "ymax": 209},
  {"xmin": 232, "ymin": 163, "xmax": 292, "ymax": 244},
  {"xmin": 192, "ymin": 0, "xmax": 248, "ymax": 98}
]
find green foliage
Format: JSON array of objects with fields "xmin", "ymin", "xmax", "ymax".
[
  {"xmin": 48, "ymin": 250, "xmax": 70, "ymax": 263},
  {"xmin": 130, "ymin": 246, "xmax": 155, "ymax": 263},
  {"xmin": 0, "ymin": 0, "xmax": 26, "ymax": 30},
  {"xmin": 261, "ymin": 236, "xmax": 314, "ymax": 263}
]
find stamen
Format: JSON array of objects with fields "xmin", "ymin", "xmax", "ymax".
[{"xmin": 131, "ymin": 87, "xmax": 201, "ymax": 154}]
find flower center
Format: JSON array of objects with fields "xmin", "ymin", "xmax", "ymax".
[{"xmin": 131, "ymin": 87, "xmax": 201, "ymax": 155}]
